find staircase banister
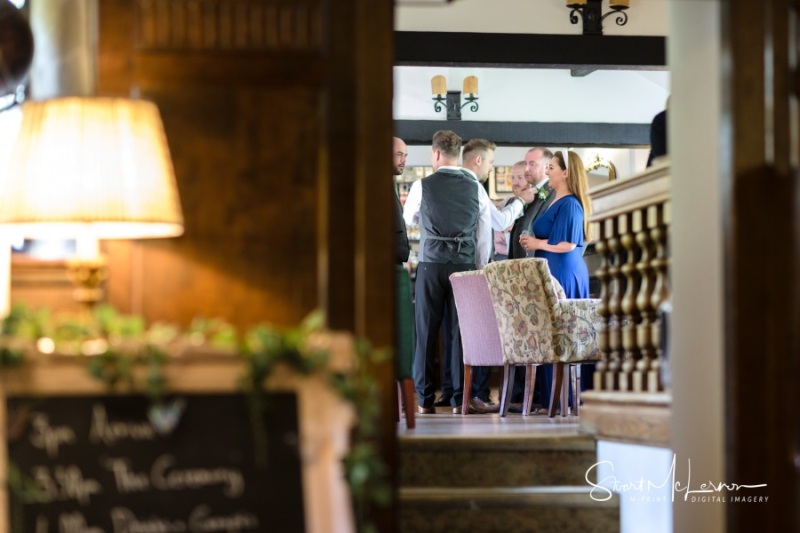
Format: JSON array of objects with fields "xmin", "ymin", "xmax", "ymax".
[{"xmin": 581, "ymin": 160, "xmax": 672, "ymax": 447}]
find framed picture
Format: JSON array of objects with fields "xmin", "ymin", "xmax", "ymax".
[{"xmin": 493, "ymin": 166, "xmax": 514, "ymax": 194}]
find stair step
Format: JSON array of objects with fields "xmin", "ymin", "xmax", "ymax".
[
  {"xmin": 399, "ymin": 434, "xmax": 597, "ymax": 487},
  {"xmin": 399, "ymin": 486, "xmax": 619, "ymax": 533}
]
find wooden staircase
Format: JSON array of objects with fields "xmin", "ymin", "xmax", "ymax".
[{"xmin": 397, "ymin": 415, "xmax": 620, "ymax": 532}]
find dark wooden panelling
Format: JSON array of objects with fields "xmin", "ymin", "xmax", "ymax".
[
  {"xmin": 395, "ymin": 32, "xmax": 667, "ymax": 69},
  {"xmin": 96, "ymin": 4, "xmax": 396, "ymax": 521},
  {"xmin": 395, "ymin": 120, "xmax": 649, "ymax": 147},
  {"xmin": 723, "ymin": 0, "xmax": 799, "ymax": 530},
  {"xmin": 134, "ymin": 53, "xmax": 326, "ymax": 87},
  {"xmin": 9, "ymin": 258, "xmax": 78, "ymax": 313},
  {"xmin": 99, "ymin": 1, "xmax": 324, "ymax": 329},
  {"xmin": 134, "ymin": 0, "xmax": 323, "ymax": 51},
  {"xmin": 354, "ymin": 0, "xmax": 396, "ymax": 528}
]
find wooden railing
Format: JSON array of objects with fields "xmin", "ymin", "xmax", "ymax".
[
  {"xmin": 590, "ymin": 162, "xmax": 670, "ymax": 392},
  {"xmin": 580, "ymin": 162, "xmax": 671, "ymax": 447}
]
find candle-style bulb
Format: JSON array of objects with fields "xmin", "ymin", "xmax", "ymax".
[
  {"xmin": 431, "ymin": 75, "xmax": 446, "ymax": 96},
  {"xmin": 463, "ymin": 76, "xmax": 478, "ymax": 96}
]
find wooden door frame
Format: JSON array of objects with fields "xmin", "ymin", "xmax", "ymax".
[{"xmin": 721, "ymin": 0, "xmax": 799, "ymax": 530}]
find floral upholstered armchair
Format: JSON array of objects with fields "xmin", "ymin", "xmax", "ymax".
[{"xmin": 483, "ymin": 258, "xmax": 603, "ymax": 417}]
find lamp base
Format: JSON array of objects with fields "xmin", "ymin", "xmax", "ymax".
[{"xmin": 66, "ymin": 256, "xmax": 108, "ymax": 309}]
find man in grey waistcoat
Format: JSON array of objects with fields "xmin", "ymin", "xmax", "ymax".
[{"xmin": 403, "ymin": 131, "xmax": 524, "ymax": 414}]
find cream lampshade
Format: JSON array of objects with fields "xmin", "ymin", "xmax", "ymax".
[{"xmin": 0, "ymin": 97, "xmax": 184, "ymax": 307}]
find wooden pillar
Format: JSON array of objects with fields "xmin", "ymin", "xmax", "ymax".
[
  {"xmin": 97, "ymin": 0, "xmax": 396, "ymax": 527},
  {"xmin": 722, "ymin": 0, "xmax": 799, "ymax": 530}
]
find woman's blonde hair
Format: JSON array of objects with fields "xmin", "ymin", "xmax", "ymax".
[{"xmin": 553, "ymin": 151, "xmax": 592, "ymax": 241}]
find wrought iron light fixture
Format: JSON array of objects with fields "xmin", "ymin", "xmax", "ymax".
[
  {"xmin": 431, "ymin": 75, "xmax": 479, "ymax": 121},
  {"xmin": 566, "ymin": 0, "xmax": 629, "ymax": 36}
]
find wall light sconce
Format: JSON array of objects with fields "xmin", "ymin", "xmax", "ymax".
[
  {"xmin": 566, "ymin": 0, "xmax": 629, "ymax": 36},
  {"xmin": 431, "ymin": 75, "xmax": 479, "ymax": 121}
]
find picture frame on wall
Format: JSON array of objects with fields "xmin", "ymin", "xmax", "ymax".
[{"xmin": 493, "ymin": 166, "xmax": 513, "ymax": 194}]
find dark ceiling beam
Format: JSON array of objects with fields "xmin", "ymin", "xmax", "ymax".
[
  {"xmin": 395, "ymin": 120, "xmax": 649, "ymax": 147},
  {"xmin": 395, "ymin": 32, "xmax": 667, "ymax": 70}
]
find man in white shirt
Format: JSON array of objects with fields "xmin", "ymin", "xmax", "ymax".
[
  {"xmin": 458, "ymin": 138, "xmax": 515, "ymax": 413},
  {"xmin": 403, "ymin": 135, "xmax": 531, "ymax": 413},
  {"xmin": 402, "ymin": 131, "xmax": 493, "ymax": 414}
]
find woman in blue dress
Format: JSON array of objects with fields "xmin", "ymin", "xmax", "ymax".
[
  {"xmin": 519, "ymin": 150, "xmax": 593, "ymax": 395},
  {"xmin": 519, "ymin": 150, "xmax": 591, "ymax": 297}
]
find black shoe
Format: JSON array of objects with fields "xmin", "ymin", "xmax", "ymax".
[
  {"xmin": 433, "ymin": 395, "xmax": 452, "ymax": 408},
  {"xmin": 418, "ymin": 405, "xmax": 435, "ymax": 415}
]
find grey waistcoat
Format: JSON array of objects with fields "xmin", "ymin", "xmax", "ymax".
[{"xmin": 418, "ymin": 169, "xmax": 480, "ymax": 264}]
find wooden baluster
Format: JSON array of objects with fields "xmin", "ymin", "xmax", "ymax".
[
  {"xmin": 619, "ymin": 213, "xmax": 639, "ymax": 391},
  {"xmin": 593, "ymin": 221, "xmax": 610, "ymax": 391},
  {"xmin": 605, "ymin": 218, "xmax": 623, "ymax": 391},
  {"xmin": 649, "ymin": 203, "xmax": 670, "ymax": 391},
  {"xmin": 634, "ymin": 208, "xmax": 656, "ymax": 391}
]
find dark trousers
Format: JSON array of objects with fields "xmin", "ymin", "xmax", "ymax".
[
  {"xmin": 439, "ymin": 314, "xmax": 453, "ymax": 400},
  {"xmin": 413, "ymin": 262, "xmax": 472, "ymax": 408},
  {"xmin": 511, "ymin": 364, "xmax": 597, "ymax": 408},
  {"xmin": 471, "ymin": 366, "xmax": 492, "ymax": 401},
  {"xmin": 512, "ymin": 365, "xmax": 551, "ymax": 408}
]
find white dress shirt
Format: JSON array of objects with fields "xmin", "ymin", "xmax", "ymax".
[
  {"xmin": 403, "ymin": 167, "xmax": 523, "ymax": 269},
  {"xmin": 460, "ymin": 168, "xmax": 524, "ymax": 231}
]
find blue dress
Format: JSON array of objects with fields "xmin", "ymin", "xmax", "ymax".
[
  {"xmin": 532, "ymin": 194, "xmax": 594, "ymax": 399},
  {"xmin": 532, "ymin": 195, "xmax": 589, "ymax": 299}
]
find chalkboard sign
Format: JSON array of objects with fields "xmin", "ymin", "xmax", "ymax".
[{"xmin": 5, "ymin": 393, "xmax": 305, "ymax": 533}]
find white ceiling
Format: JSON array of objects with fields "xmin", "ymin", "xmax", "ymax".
[
  {"xmin": 396, "ymin": 0, "xmax": 669, "ymax": 37},
  {"xmin": 393, "ymin": 1, "xmax": 670, "ymax": 125}
]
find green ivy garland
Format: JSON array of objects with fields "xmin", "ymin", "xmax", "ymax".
[{"xmin": 0, "ymin": 304, "xmax": 391, "ymax": 533}]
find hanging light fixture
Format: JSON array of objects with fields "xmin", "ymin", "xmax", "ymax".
[{"xmin": 566, "ymin": 0, "xmax": 629, "ymax": 36}]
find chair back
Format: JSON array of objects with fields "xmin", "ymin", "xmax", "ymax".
[
  {"xmin": 483, "ymin": 258, "xmax": 558, "ymax": 365},
  {"xmin": 450, "ymin": 270, "xmax": 504, "ymax": 366}
]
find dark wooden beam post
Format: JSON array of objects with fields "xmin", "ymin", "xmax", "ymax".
[{"xmin": 722, "ymin": 0, "xmax": 799, "ymax": 529}]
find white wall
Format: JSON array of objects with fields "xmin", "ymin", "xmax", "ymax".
[
  {"xmin": 403, "ymin": 144, "xmax": 650, "ymax": 196},
  {"xmin": 668, "ymin": 1, "xmax": 725, "ymax": 532},
  {"xmin": 397, "ymin": 0, "xmax": 669, "ymax": 36},
  {"xmin": 394, "ymin": 66, "xmax": 670, "ymax": 123}
]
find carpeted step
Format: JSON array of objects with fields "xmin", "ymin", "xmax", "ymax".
[{"xmin": 399, "ymin": 486, "xmax": 619, "ymax": 533}]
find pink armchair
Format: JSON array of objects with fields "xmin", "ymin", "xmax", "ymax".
[{"xmin": 449, "ymin": 270, "xmax": 513, "ymax": 416}]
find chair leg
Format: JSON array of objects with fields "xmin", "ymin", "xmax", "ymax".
[
  {"xmin": 401, "ymin": 378, "xmax": 416, "ymax": 429},
  {"xmin": 522, "ymin": 365, "xmax": 537, "ymax": 416},
  {"xmin": 462, "ymin": 364, "xmax": 473, "ymax": 415},
  {"xmin": 560, "ymin": 364, "xmax": 569, "ymax": 417},
  {"xmin": 500, "ymin": 365, "xmax": 515, "ymax": 417},
  {"xmin": 571, "ymin": 364, "xmax": 580, "ymax": 417},
  {"xmin": 396, "ymin": 381, "xmax": 402, "ymax": 422},
  {"xmin": 548, "ymin": 363, "xmax": 565, "ymax": 418}
]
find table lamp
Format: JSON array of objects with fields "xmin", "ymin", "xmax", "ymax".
[{"xmin": 0, "ymin": 97, "xmax": 184, "ymax": 309}]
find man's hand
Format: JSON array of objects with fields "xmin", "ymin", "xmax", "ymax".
[{"xmin": 517, "ymin": 187, "xmax": 536, "ymax": 205}]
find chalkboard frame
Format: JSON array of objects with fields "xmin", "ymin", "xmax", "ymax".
[{"xmin": 0, "ymin": 337, "xmax": 357, "ymax": 533}]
